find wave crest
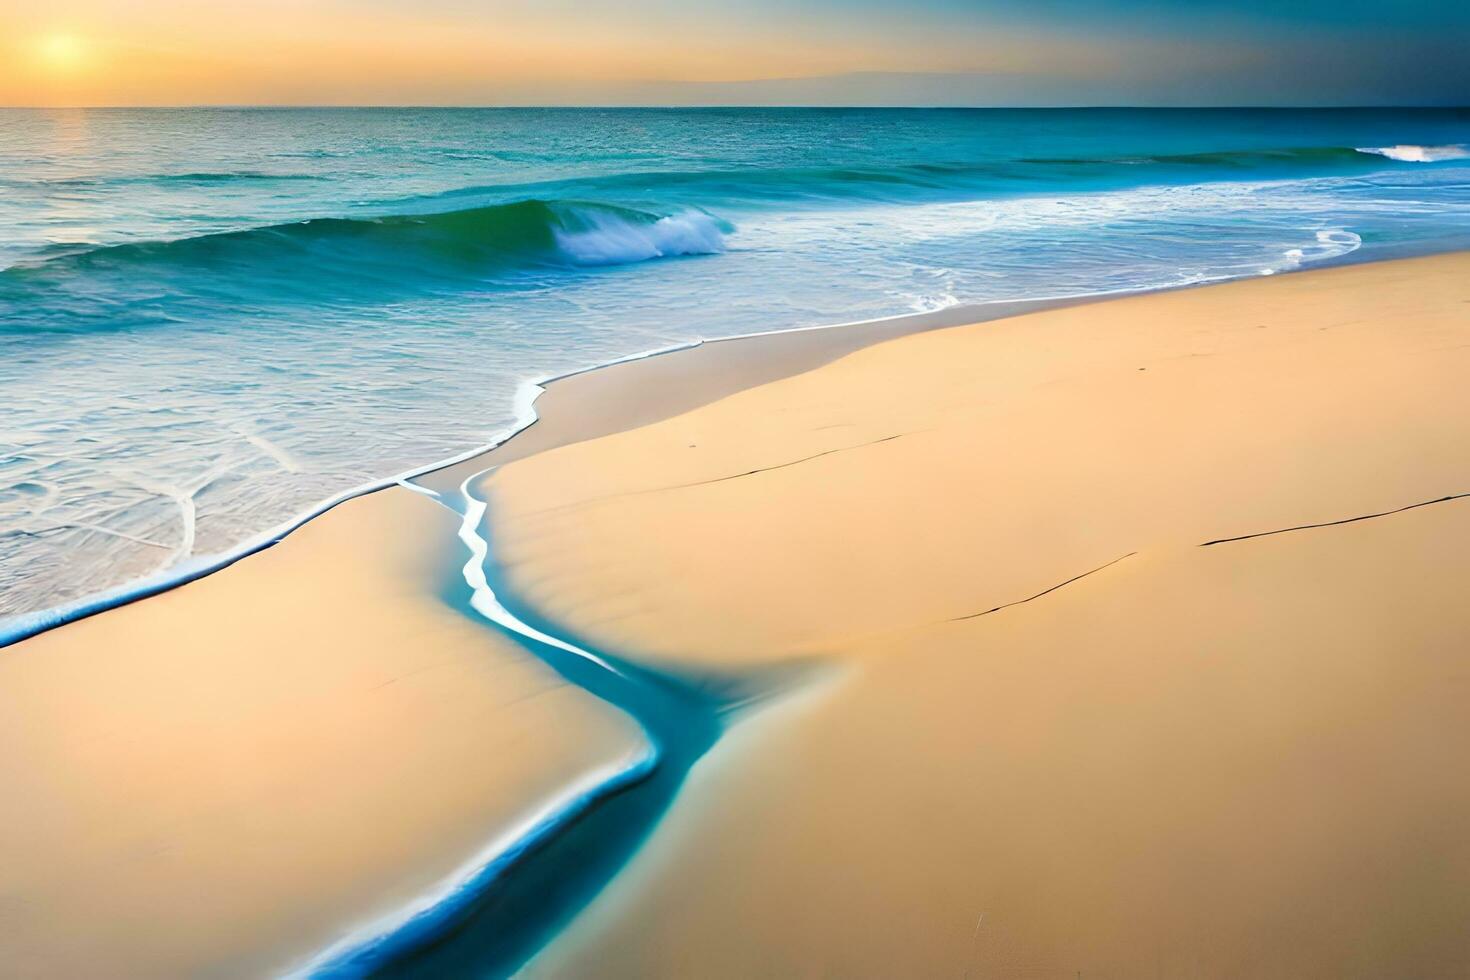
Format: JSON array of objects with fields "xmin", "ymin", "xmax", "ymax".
[
  {"xmin": 5, "ymin": 199, "xmax": 730, "ymax": 282},
  {"xmin": 1355, "ymin": 144, "xmax": 1470, "ymax": 163},
  {"xmin": 553, "ymin": 208, "xmax": 728, "ymax": 265}
]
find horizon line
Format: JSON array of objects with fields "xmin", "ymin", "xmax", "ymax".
[{"xmin": 4, "ymin": 103, "xmax": 1468, "ymax": 111}]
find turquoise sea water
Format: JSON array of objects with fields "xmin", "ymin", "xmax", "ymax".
[{"xmin": 3, "ymin": 107, "xmax": 1470, "ymax": 628}]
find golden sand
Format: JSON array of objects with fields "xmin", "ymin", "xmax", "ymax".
[
  {"xmin": 480, "ymin": 253, "xmax": 1470, "ymax": 977},
  {"xmin": 0, "ymin": 489, "xmax": 643, "ymax": 977}
]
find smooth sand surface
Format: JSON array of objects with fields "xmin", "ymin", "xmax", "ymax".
[
  {"xmin": 0, "ymin": 489, "xmax": 644, "ymax": 977},
  {"xmin": 482, "ymin": 252, "xmax": 1470, "ymax": 976}
]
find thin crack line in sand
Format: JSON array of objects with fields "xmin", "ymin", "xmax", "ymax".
[
  {"xmin": 668, "ymin": 432, "xmax": 910, "ymax": 491},
  {"xmin": 526, "ymin": 431, "xmax": 915, "ymax": 516},
  {"xmin": 1200, "ymin": 491, "xmax": 1470, "ymax": 547},
  {"xmin": 949, "ymin": 552, "xmax": 1137, "ymax": 622}
]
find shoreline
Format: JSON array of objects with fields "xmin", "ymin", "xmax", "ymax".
[
  {"xmin": 4, "ymin": 249, "xmax": 1469, "ymax": 977},
  {"xmin": 17, "ymin": 230, "xmax": 1445, "ymax": 651},
  {"xmin": 1, "ymin": 292, "xmax": 1086, "ymax": 648}
]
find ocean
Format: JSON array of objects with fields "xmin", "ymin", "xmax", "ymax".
[{"xmin": 3, "ymin": 106, "xmax": 1469, "ymax": 632}]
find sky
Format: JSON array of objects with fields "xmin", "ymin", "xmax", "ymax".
[{"xmin": 2, "ymin": 0, "xmax": 1468, "ymax": 107}]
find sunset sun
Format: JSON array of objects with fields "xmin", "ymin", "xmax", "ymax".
[{"xmin": 36, "ymin": 33, "xmax": 87, "ymax": 72}]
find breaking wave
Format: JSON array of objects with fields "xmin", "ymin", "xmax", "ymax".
[{"xmin": 1355, "ymin": 144, "xmax": 1470, "ymax": 163}]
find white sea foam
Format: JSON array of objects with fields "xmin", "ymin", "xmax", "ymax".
[
  {"xmin": 554, "ymin": 209, "xmax": 727, "ymax": 265},
  {"xmin": 1263, "ymin": 228, "xmax": 1361, "ymax": 275},
  {"xmin": 1357, "ymin": 144, "xmax": 1470, "ymax": 163},
  {"xmin": 283, "ymin": 465, "xmax": 654, "ymax": 977},
  {"xmin": 282, "ymin": 747, "xmax": 655, "ymax": 978}
]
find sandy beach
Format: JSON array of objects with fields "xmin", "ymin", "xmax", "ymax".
[
  {"xmin": 4, "ymin": 251, "xmax": 1470, "ymax": 976},
  {"xmin": 0, "ymin": 489, "xmax": 646, "ymax": 977},
  {"xmin": 482, "ymin": 252, "xmax": 1470, "ymax": 977}
]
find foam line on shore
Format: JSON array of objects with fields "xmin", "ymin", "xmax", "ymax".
[
  {"xmin": 277, "ymin": 472, "xmax": 657, "ymax": 975},
  {"xmin": 408, "ymin": 477, "xmax": 628, "ymax": 677},
  {"xmin": 0, "ymin": 313, "xmax": 922, "ymax": 647},
  {"xmin": 0, "ymin": 334, "xmax": 705, "ymax": 648},
  {"xmin": 314, "ymin": 469, "xmax": 736, "ymax": 976},
  {"xmin": 284, "ymin": 747, "xmax": 657, "ymax": 978}
]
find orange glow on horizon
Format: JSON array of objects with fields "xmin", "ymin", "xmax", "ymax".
[
  {"xmin": 0, "ymin": 2, "xmax": 1219, "ymax": 108},
  {"xmin": 0, "ymin": 1, "xmax": 1089, "ymax": 106}
]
